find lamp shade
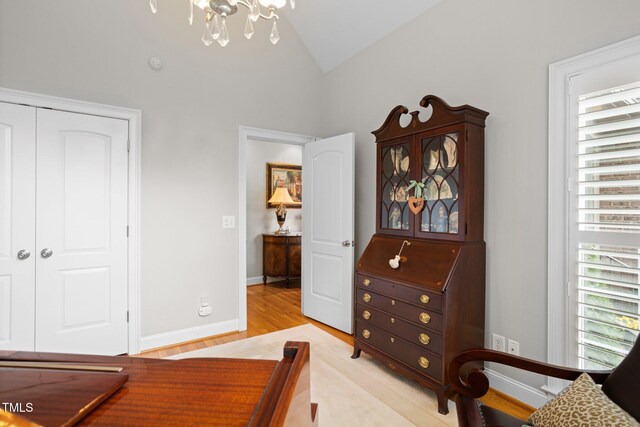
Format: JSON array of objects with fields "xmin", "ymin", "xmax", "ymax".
[{"xmin": 268, "ymin": 187, "xmax": 295, "ymax": 205}]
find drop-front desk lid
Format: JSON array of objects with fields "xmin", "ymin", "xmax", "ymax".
[{"xmin": 356, "ymin": 235, "xmax": 464, "ymax": 292}]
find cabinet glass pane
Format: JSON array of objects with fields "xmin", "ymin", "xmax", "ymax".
[
  {"xmin": 420, "ymin": 133, "xmax": 460, "ymax": 234},
  {"xmin": 380, "ymin": 143, "xmax": 411, "ymax": 230}
]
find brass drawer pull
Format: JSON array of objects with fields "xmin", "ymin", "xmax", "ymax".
[
  {"xmin": 390, "ymin": 317, "xmax": 395, "ymax": 323},
  {"xmin": 391, "ymin": 299, "xmax": 396, "ymax": 306},
  {"xmin": 390, "ymin": 337, "xmax": 395, "ymax": 343},
  {"xmin": 363, "ymin": 293, "xmax": 371, "ymax": 303},
  {"xmin": 419, "ymin": 312, "xmax": 431, "ymax": 324},
  {"xmin": 420, "ymin": 294, "xmax": 430, "ymax": 304},
  {"xmin": 362, "ymin": 329, "xmax": 371, "ymax": 339},
  {"xmin": 419, "ymin": 333, "xmax": 431, "ymax": 345},
  {"xmin": 363, "ymin": 278, "xmax": 371, "ymax": 286},
  {"xmin": 363, "ymin": 310, "xmax": 371, "ymax": 320},
  {"xmin": 418, "ymin": 356, "xmax": 430, "ymax": 369}
]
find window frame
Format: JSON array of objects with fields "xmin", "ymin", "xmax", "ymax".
[{"xmin": 547, "ymin": 35, "xmax": 640, "ymax": 394}]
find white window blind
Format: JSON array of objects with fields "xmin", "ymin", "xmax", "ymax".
[{"xmin": 575, "ymin": 82, "xmax": 640, "ymax": 369}]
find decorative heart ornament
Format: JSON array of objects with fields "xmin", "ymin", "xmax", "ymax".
[{"xmin": 408, "ymin": 196, "xmax": 424, "ymax": 214}]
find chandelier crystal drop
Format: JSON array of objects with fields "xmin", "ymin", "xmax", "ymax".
[
  {"xmin": 202, "ymin": 17, "xmax": 215, "ymax": 46},
  {"xmin": 250, "ymin": 0, "xmax": 260, "ymax": 21},
  {"xmin": 244, "ymin": 15, "xmax": 254, "ymax": 39},
  {"xmin": 269, "ymin": 20, "xmax": 279, "ymax": 45},
  {"xmin": 211, "ymin": 13, "xmax": 221, "ymax": 39},
  {"xmin": 149, "ymin": 0, "xmax": 297, "ymax": 47},
  {"xmin": 217, "ymin": 18, "xmax": 230, "ymax": 47}
]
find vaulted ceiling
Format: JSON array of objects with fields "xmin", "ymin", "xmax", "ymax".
[{"xmin": 282, "ymin": 0, "xmax": 442, "ymax": 73}]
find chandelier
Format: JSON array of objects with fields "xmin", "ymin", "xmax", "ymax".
[{"xmin": 149, "ymin": 0, "xmax": 296, "ymax": 47}]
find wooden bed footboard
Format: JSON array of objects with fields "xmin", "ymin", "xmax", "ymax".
[{"xmin": 0, "ymin": 341, "xmax": 317, "ymax": 426}]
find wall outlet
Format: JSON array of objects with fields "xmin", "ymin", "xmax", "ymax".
[
  {"xmin": 198, "ymin": 296, "xmax": 211, "ymax": 316},
  {"xmin": 492, "ymin": 333, "xmax": 506, "ymax": 352},
  {"xmin": 222, "ymin": 216, "xmax": 236, "ymax": 229},
  {"xmin": 198, "ymin": 306, "xmax": 212, "ymax": 316},
  {"xmin": 508, "ymin": 339, "xmax": 520, "ymax": 355}
]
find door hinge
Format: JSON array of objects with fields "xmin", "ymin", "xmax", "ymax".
[
  {"xmin": 127, "ymin": 311, "xmax": 130, "ymax": 323},
  {"xmin": 466, "ymin": 129, "xmax": 469, "ymax": 140},
  {"xmin": 465, "ymin": 223, "xmax": 468, "ymax": 235},
  {"xmin": 127, "ymin": 139, "xmax": 130, "ymax": 152},
  {"xmin": 126, "ymin": 225, "xmax": 129, "ymax": 237},
  {"xmin": 567, "ymin": 176, "xmax": 571, "ymax": 193}
]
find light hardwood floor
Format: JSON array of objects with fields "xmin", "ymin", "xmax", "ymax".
[{"xmin": 139, "ymin": 280, "xmax": 534, "ymax": 421}]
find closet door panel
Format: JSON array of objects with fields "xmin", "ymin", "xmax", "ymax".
[
  {"xmin": 35, "ymin": 109, "xmax": 129, "ymax": 355},
  {"xmin": 0, "ymin": 102, "xmax": 36, "ymax": 351}
]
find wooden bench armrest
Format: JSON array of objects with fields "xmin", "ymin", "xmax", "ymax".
[{"xmin": 449, "ymin": 349, "xmax": 611, "ymax": 399}]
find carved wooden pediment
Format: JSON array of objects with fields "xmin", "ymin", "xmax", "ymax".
[{"xmin": 372, "ymin": 95, "xmax": 489, "ymax": 143}]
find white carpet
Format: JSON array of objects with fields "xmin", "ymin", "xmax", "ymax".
[{"xmin": 171, "ymin": 324, "xmax": 457, "ymax": 426}]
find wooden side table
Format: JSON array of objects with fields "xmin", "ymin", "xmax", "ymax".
[{"xmin": 262, "ymin": 233, "xmax": 301, "ymax": 287}]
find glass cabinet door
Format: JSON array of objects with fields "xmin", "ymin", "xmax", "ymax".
[
  {"xmin": 379, "ymin": 142, "xmax": 412, "ymax": 232},
  {"xmin": 419, "ymin": 132, "xmax": 460, "ymax": 236}
]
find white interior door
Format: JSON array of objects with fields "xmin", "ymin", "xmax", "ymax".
[
  {"xmin": 0, "ymin": 102, "xmax": 37, "ymax": 350},
  {"xmin": 302, "ymin": 133, "xmax": 355, "ymax": 333},
  {"xmin": 35, "ymin": 109, "xmax": 129, "ymax": 355}
]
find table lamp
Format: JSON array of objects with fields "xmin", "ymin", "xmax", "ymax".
[{"xmin": 268, "ymin": 187, "xmax": 295, "ymax": 235}]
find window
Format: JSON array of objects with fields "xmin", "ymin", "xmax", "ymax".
[
  {"xmin": 573, "ymin": 82, "xmax": 640, "ymax": 369},
  {"xmin": 548, "ymin": 36, "xmax": 640, "ymax": 388}
]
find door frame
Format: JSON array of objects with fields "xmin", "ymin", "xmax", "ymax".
[
  {"xmin": 237, "ymin": 126, "xmax": 315, "ymax": 330},
  {"xmin": 0, "ymin": 87, "xmax": 142, "ymax": 354}
]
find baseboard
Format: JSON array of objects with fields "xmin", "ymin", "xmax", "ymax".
[
  {"xmin": 485, "ymin": 368, "xmax": 550, "ymax": 408},
  {"xmin": 139, "ymin": 319, "xmax": 239, "ymax": 352},
  {"xmin": 246, "ymin": 275, "xmax": 276, "ymax": 286}
]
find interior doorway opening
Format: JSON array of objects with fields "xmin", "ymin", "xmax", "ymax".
[{"xmin": 237, "ymin": 126, "xmax": 315, "ymax": 331}]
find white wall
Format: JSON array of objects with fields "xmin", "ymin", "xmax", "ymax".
[
  {"xmin": 320, "ymin": 0, "xmax": 640, "ymax": 396},
  {"xmin": 4, "ymin": 0, "xmax": 640, "ymax": 399},
  {"xmin": 246, "ymin": 140, "xmax": 302, "ymax": 284},
  {"xmin": 0, "ymin": 0, "xmax": 324, "ymax": 341}
]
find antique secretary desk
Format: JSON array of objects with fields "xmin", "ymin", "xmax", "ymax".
[{"xmin": 351, "ymin": 95, "xmax": 489, "ymax": 414}]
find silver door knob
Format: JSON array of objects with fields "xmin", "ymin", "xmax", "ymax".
[
  {"xmin": 342, "ymin": 240, "xmax": 351, "ymax": 247},
  {"xmin": 17, "ymin": 250, "xmax": 31, "ymax": 260},
  {"xmin": 41, "ymin": 248, "xmax": 53, "ymax": 258}
]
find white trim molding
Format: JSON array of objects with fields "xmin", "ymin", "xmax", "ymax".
[
  {"xmin": 237, "ymin": 126, "xmax": 315, "ymax": 331},
  {"xmin": 548, "ymin": 35, "xmax": 640, "ymax": 388},
  {"xmin": 140, "ymin": 319, "xmax": 239, "ymax": 352},
  {"xmin": 246, "ymin": 275, "xmax": 281, "ymax": 286},
  {"xmin": 485, "ymin": 369, "xmax": 550, "ymax": 408},
  {"xmin": 0, "ymin": 86, "xmax": 143, "ymax": 355}
]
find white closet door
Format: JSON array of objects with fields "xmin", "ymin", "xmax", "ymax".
[
  {"xmin": 35, "ymin": 109, "xmax": 129, "ymax": 355},
  {"xmin": 0, "ymin": 102, "xmax": 36, "ymax": 351}
]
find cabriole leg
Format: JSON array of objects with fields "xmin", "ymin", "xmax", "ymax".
[{"xmin": 351, "ymin": 343, "xmax": 361, "ymax": 359}]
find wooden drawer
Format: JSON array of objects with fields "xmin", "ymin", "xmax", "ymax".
[
  {"xmin": 356, "ymin": 288, "xmax": 443, "ymax": 332},
  {"xmin": 356, "ymin": 274, "xmax": 442, "ymax": 312},
  {"xmin": 356, "ymin": 303, "xmax": 443, "ymax": 354},
  {"xmin": 356, "ymin": 321, "xmax": 442, "ymax": 381}
]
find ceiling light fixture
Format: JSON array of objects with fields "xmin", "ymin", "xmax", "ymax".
[{"xmin": 149, "ymin": 0, "xmax": 296, "ymax": 47}]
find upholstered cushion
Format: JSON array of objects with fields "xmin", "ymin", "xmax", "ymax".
[
  {"xmin": 528, "ymin": 373, "xmax": 639, "ymax": 427},
  {"xmin": 602, "ymin": 336, "xmax": 640, "ymax": 421}
]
